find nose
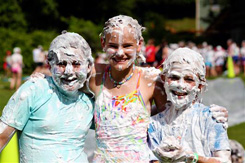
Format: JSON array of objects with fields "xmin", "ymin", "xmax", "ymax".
[
  {"xmin": 64, "ymin": 64, "xmax": 73, "ymax": 75},
  {"xmin": 177, "ymin": 78, "xmax": 186, "ymax": 89},
  {"xmin": 116, "ymin": 48, "xmax": 124, "ymax": 57}
]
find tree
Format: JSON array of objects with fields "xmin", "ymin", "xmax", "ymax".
[{"xmin": 0, "ymin": 0, "xmax": 27, "ymax": 30}]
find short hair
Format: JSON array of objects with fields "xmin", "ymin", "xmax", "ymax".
[
  {"xmin": 100, "ymin": 15, "xmax": 145, "ymax": 43},
  {"xmin": 48, "ymin": 31, "xmax": 94, "ymax": 66},
  {"xmin": 13, "ymin": 47, "xmax": 21, "ymax": 54}
]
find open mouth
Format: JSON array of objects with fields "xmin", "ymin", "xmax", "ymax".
[
  {"xmin": 171, "ymin": 90, "xmax": 187, "ymax": 96},
  {"xmin": 61, "ymin": 77, "xmax": 77, "ymax": 85},
  {"xmin": 112, "ymin": 57, "xmax": 128, "ymax": 63}
]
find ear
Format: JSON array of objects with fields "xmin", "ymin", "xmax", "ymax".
[
  {"xmin": 160, "ymin": 73, "xmax": 165, "ymax": 82},
  {"xmin": 101, "ymin": 37, "xmax": 105, "ymax": 49},
  {"xmin": 198, "ymin": 84, "xmax": 204, "ymax": 92},
  {"xmin": 87, "ymin": 62, "xmax": 92, "ymax": 74},
  {"xmin": 47, "ymin": 63, "xmax": 51, "ymax": 70},
  {"xmin": 137, "ymin": 39, "xmax": 143, "ymax": 53}
]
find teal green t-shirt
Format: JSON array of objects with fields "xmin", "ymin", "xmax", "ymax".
[{"xmin": 1, "ymin": 77, "xmax": 94, "ymax": 162}]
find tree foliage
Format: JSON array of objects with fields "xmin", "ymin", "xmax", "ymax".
[{"xmin": 1, "ymin": 0, "xmax": 227, "ymax": 74}]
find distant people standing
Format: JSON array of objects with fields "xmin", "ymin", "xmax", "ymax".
[
  {"xmin": 10, "ymin": 47, "xmax": 23, "ymax": 90},
  {"xmin": 3, "ymin": 50, "xmax": 12, "ymax": 79},
  {"xmin": 33, "ymin": 45, "xmax": 45, "ymax": 73},
  {"xmin": 227, "ymin": 39, "xmax": 240, "ymax": 75},
  {"xmin": 240, "ymin": 40, "xmax": 245, "ymax": 76},
  {"xmin": 145, "ymin": 39, "xmax": 156, "ymax": 67},
  {"xmin": 214, "ymin": 45, "xmax": 226, "ymax": 76},
  {"xmin": 204, "ymin": 45, "xmax": 216, "ymax": 77},
  {"xmin": 155, "ymin": 39, "xmax": 169, "ymax": 67}
]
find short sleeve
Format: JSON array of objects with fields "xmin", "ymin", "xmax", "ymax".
[
  {"xmin": 0, "ymin": 80, "xmax": 36, "ymax": 130},
  {"xmin": 206, "ymin": 111, "xmax": 230, "ymax": 152}
]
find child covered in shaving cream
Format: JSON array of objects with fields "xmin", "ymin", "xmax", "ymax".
[
  {"xmin": 148, "ymin": 47, "xmax": 231, "ymax": 163},
  {"xmin": 0, "ymin": 32, "xmax": 94, "ymax": 162},
  {"xmin": 89, "ymin": 15, "xmax": 229, "ymax": 162}
]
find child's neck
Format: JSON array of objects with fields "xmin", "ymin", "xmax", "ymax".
[{"xmin": 110, "ymin": 64, "xmax": 135, "ymax": 82}]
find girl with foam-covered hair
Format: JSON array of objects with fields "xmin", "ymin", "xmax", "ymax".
[
  {"xmin": 0, "ymin": 32, "xmax": 94, "ymax": 162},
  {"xmin": 148, "ymin": 47, "xmax": 231, "ymax": 163},
  {"xmin": 90, "ymin": 15, "xmax": 167, "ymax": 162}
]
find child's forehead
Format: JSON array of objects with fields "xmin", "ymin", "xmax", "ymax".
[
  {"xmin": 104, "ymin": 27, "xmax": 138, "ymax": 43},
  {"xmin": 54, "ymin": 48, "xmax": 86, "ymax": 61},
  {"xmin": 169, "ymin": 62, "xmax": 196, "ymax": 74}
]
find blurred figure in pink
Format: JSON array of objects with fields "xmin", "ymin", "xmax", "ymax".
[
  {"xmin": 240, "ymin": 40, "xmax": 245, "ymax": 76},
  {"xmin": 10, "ymin": 47, "xmax": 23, "ymax": 90}
]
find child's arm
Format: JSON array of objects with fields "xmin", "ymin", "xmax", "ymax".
[
  {"xmin": 152, "ymin": 77, "xmax": 167, "ymax": 116},
  {"xmin": 0, "ymin": 121, "xmax": 16, "ymax": 152},
  {"xmin": 193, "ymin": 150, "xmax": 231, "ymax": 163},
  {"xmin": 153, "ymin": 146, "xmax": 231, "ymax": 163}
]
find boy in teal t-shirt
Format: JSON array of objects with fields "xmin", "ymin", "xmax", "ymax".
[{"xmin": 0, "ymin": 31, "xmax": 94, "ymax": 162}]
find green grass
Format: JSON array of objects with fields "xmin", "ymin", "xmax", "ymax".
[
  {"xmin": 0, "ymin": 74, "xmax": 244, "ymax": 149},
  {"xmin": 228, "ymin": 122, "xmax": 245, "ymax": 148},
  {"xmin": 0, "ymin": 79, "xmax": 16, "ymax": 115}
]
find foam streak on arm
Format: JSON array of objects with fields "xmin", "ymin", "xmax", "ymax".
[{"xmin": 0, "ymin": 121, "xmax": 16, "ymax": 152}]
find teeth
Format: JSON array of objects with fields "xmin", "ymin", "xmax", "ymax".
[
  {"xmin": 172, "ymin": 91, "xmax": 187, "ymax": 96},
  {"xmin": 67, "ymin": 76, "xmax": 75, "ymax": 80},
  {"xmin": 113, "ymin": 58, "xmax": 127, "ymax": 62}
]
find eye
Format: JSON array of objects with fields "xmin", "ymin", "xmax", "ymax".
[
  {"xmin": 169, "ymin": 75, "xmax": 179, "ymax": 80},
  {"xmin": 57, "ymin": 61, "xmax": 67, "ymax": 67},
  {"xmin": 123, "ymin": 44, "xmax": 133, "ymax": 48},
  {"xmin": 184, "ymin": 77, "xmax": 195, "ymax": 82},
  {"xmin": 108, "ymin": 44, "xmax": 118, "ymax": 49},
  {"xmin": 72, "ymin": 61, "xmax": 81, "ymax": 68},
  {"xmin": 72, "ymin": 61, "xmax": 81, "ymax": 66}
]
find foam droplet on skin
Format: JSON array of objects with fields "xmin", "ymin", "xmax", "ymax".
[
  {"xmin": 142, "ymin": 67, "xmax": 161, "ymax": 81},
  {"xmin": 118, "ymin": 65, "xmax": 122, "ymax": 71},
  {"xmin": 0, "ymin": 122, "xmax": 8, "ymax": 134}
]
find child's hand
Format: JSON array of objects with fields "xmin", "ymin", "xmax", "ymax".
[
  {"xmin": 210, "ymin": 104, "xmax": 228, "ymax": 129},
  {"xmin": 152, "ymin": 136, "xmax": 190, "ymax": 162},
  {"xmin": 29, "ymin": 72, "xmax": 45, "ymax": 83}
]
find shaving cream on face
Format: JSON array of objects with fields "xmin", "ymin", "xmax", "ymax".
[
  {"xmin": 164, "ymin": 63, "xmax": 200, "ymax": 109},
  {"xmin": 50, "ymin": 48, "xmax": 89, "ymax": 94},
  {"xmin": 162, "ymin": 48, "xmax": 206, "ymax": 110},
  {"xmin": 104, "ymin": 26, "xmax": 138, "ymax": 71},
  {"xmin": 48, "ymin": 32, "xmax": 93, "ymax": 96},
  {"xmin": 102, "ymin": 15, "xmax": 146, "ymax": 69}
]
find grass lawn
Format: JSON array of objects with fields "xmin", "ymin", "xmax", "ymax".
[
  {"xmin": 0, "ymin": 74, "xmax": 244, "ymax": 148},
  {"xmin": 0, "ymin": 78, "xmax": 16, "ymax": 115}
]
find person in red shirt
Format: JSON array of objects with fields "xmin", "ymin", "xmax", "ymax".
[{"xmin": 145, "ymin": 39, "xmax": 156, "ymax": 67}]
